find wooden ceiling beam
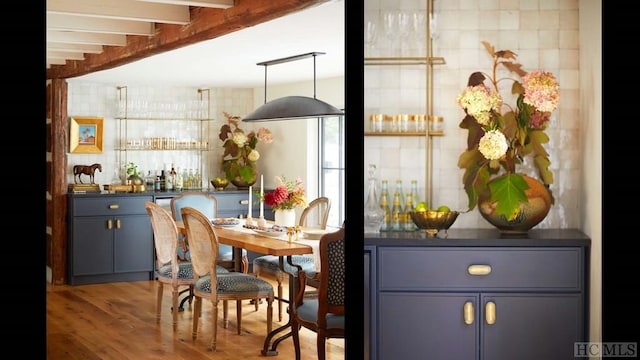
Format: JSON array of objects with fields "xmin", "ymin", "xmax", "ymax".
[{"xmin": 46, "ymin": 0, "xmax": 330, "ymax": 80}]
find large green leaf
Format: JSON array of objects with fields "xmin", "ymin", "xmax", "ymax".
[{"xmin": 488, "ymin": 173, "xmax": 529, "ymax": 220}]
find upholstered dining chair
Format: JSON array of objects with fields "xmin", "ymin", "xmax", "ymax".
[
  {"xmin": 170, "ymin": 191, "xmax": 249, "ymax": 273},
  {"xmin": 291, "ymin": 225, "xmax": 345, "ymax": 360},
  {"xmin": 253, "ymin": 196, "xmax": 331, "ymax": 321},
  {"xmin": 145, "ymin": 201, "xmax": 198, "ymax": 330},
  {"xmin": 180, "ymin": 206, "xmax": 274, "ymax": 351}
]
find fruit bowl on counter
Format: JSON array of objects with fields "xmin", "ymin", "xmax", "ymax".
[
  {"xmin": 211, "ymin": 177, "xmax": 229, "ymax": 191},
  {"xmin": 409, "ymin": 210, "xmax": 460, "ymax": 237}
]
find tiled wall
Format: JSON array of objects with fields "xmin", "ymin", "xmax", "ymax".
[
  {"xmin": 364, "ymin": 0, "xmax": 580, "ymax": 229},
  {"xmin": 66, "ymin": 81, "xmax": 254, "ymax": 188}
]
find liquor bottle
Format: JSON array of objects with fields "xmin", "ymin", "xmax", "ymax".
[
  {"xmin": 394, "ymin": 180, "xmax": 405, "ymax": 231},
  {"xmin": 170, "ymin": 163, "xmax": 177, "ymax": 189},
  {"xmin": 175, "ymin": 166, "xmax": 183, "ymax": 191},
  {"xmin": 165, "ymin": 166, "xmax": 174, "ymax": 191},
  {"xmin": 390, "ymin": 192, "xmax": 403, "ymax": 231},
  {"xmin": 379, "ymin": 179, "xmax": 390, "ymax": 231},
  {"xmin": 411, "ymin": 180, "xmax": 419, "ymax": 205},
  {"xmin": 404, "ymin": 193, "xmax": 417, "ymax": 231},
  {"xmin": 159, "ymin": 170, "xmax": 166, "ymax": 191},
  {"xmin": 364, "ymin": 164, "xmax": 385, "ymax": 233}
]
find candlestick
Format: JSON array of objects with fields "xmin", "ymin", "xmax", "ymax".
[
  {"xmin": 260, "ymin": 174, "xmax": 264, "ymax": 218},
  {"xmin": 248, "ymin": 186, "xmax": 253, "ymax": 219}
]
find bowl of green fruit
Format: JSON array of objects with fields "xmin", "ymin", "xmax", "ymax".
[{"xmin": 409, "ymin": 205, "xmax": 459, "ymax": 237}]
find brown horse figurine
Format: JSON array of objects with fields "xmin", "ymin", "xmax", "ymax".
[{"xmin": 73, "ymin": 163, "xmax": 102, "ymax": 184}]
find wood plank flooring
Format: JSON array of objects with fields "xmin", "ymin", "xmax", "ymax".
[{"xmin": 47, "ymin": 276, "xmax": 344, "ymax": 359}]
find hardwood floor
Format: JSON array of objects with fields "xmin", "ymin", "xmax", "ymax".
[{"xmin": 46, "ymin": 276, "xmax": 344, "ymax": 359}]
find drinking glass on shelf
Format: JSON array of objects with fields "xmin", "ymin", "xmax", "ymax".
[
  {"xmin": 365, "ymin": 19, "xmax": 378, "ymax": 57},
  {"xmin": 397, "ymin": 11, "xmax": 411, "ymax": 56},
  {"xmin": 382, "ymin": 10, "xmax": 399, "ymax": 56}
]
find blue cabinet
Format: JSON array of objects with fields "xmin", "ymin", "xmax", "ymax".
[
  {"xmin": 365, "ymin": 229, "xmax": 590, "ymax": 360},
  {"xmin": 68, "ymin": 190, "xmax": 275, "ymax": 284},
  {"xmin": 68, "ymin": 195, "xmax": 154, "ymax": 285}
]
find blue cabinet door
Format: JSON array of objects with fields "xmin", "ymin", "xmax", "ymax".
[
  {"xmin": 378, "ymin": 292, "xmax": 479, "ymax": 360},
  {"xmin": 481, "ymin": 293, "xmax": 583, "ymax": 360},
  {"xmin": 72, "ymin": 216, "xmax": 113, "ymax": 276},
  {"xmin": 114, "ymin": 214, "xmax": 154, "ymax": 273}
]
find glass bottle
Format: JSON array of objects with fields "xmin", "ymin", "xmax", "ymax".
[
  {"xmin": 364, "ymin": 164, "xmax": 385, "ymax": 233},
  {"xmin": 175, "ymin": 167, "xmax": 183, "ymax": 190},
  {"xmin": 379, "ymin": 179, "xmax": 390, "ymax": 231},
  {"xmin": 403, "ymin": 193, "xmax": 417, "ymax": 231},
  {"xmin": 390, "ymin": 192, "xmax": 403, "ymax": 231},
  {"xmin": 144, "ymin": 170, "xmax": 155, "ymax": 189},
  {"xmin": 394, "ymin": 180, "xmax": 405, "ymax": 231}
]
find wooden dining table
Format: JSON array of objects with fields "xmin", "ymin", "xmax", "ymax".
[{"xmin": 176, "ymin": 219, "xmax": 316, "ymax": 356}]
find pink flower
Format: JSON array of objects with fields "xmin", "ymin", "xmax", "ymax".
[
  {"xmin": 522, "ymin": 71, "xmax": 560, "ymax": 113},
  {"xmin": 262, "ymin": 176, "xmax": 307, "ymax": 211}
]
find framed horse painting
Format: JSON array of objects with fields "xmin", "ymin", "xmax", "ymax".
[{"xmin": 70, "ymin": 116, "xmax": 103, "ymax": 153}]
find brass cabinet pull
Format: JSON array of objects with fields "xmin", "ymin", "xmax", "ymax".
[
  {"xmin": 240, "ymin": 199, "xmax": 249, "ymax": 205},
  {"xmin": 116, "ymin": 219, "xmax": 121, "ymax": 229},
  {"xmin": 485, "ymin": 301, "xmax": 496, "ymax": 325},
  {"xmin": 463, "ymin": 301, "xmax": 474, "ymax": 325},
  {"xmin": 107, "ymin": 219, "xmax": 113, "ymax": 229},
  {"xmin": 109, "ymin": 204, "xmax": 120, "ymax": 209},
  {"xmin": 467, "ymin": 264, "xmax": 492, "ymax": 275}
]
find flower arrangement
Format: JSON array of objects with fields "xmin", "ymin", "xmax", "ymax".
[
  {"xmin": 262, "ymin": 176, "xmax": 307, "ymax": 211},
  {"xmin": 456, "ymin": 41, "xmax": 560, "ymax": 220},
  {"xmin": 219, "ymin": 111, "xmax": 273, "ymax": 184}
]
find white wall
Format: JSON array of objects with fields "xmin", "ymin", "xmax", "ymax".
[{"xmin": 579, "ymin": 0, "xmax": 602, "ymax": 347}]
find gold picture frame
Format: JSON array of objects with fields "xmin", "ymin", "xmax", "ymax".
[{"xmin": 70, "ymin": 116, "xmax": 103, "ymax": 153}]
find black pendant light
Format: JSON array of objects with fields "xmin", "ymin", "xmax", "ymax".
[{"xmin": 242, "ymin": 52, "xmax": 344, "ymax": 122}]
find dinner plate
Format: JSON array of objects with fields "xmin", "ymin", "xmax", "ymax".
[
  {"xmin": 251, "ymin": 228, "xmax": 287, "ymax": 238},
  {"xmin": 211, "ymin": 218, "xmax": 240, "ymax": 227},
  {"xmin": 303, "ymin": 229, "xmax": 328, "ymax": 240}
]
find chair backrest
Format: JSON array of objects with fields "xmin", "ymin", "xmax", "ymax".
[
  {"xmin": 180, "ymin": 206, "xmax": 220, "ymax": 279},
  {"xmin": 299, "ymin": 196, "xmax": 331, "ymax": 229},
  {"xmin": 170, "ymin": 191, "xmax": 218, "ymax": 222},
  {"xmin": 145, "ymin": 201, "xmax": 180, "ymax": 269},
  {"xmin": 317, "ymin": 225, "xmax": 345, "ymax": 324}
]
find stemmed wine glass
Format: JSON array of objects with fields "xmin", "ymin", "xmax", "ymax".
[
  {"xmin": 365, "ymin": 17, "xmax": 378, "ymax": 57},
  {"xmin": 382, "ymin": 10, "xmax": 398, "ymax": 56}
]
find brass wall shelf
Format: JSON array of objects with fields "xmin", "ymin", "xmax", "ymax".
[
  {"xmin": 364, "ymin": 131, "xmax": 444, "ymax": 137},
  {"xmin": 364, "ymin": 56, "xmax": 446, "ymax": 66}
]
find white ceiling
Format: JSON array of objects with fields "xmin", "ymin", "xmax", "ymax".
[{"xmin": 68, "ymin": 1, "xmax": 345, "ymax": 88}]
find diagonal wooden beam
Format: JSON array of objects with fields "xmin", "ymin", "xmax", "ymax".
[{"xmin": 46, "ymin": 0, "xmax": 330, "ymax": 80}]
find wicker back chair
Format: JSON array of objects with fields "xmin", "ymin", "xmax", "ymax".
[
  {"xmin": 291, "ymin": 225, "xmax": 345, "ymax": 360},
  {"xmin": 145, "ymin": 201, "xmax": 196, "ymax": 330},
  {"xmin": 170, "ymin": 191, "xmax": 249, "ymax": 273},
  {"xmin": 180, "ymin": 206, "xmax": 274, "ymax": 351},
  {"xmin": 253, "ymin": 197, "xmax": 331, "ymax": 321}
]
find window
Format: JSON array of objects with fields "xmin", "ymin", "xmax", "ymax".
[{"xmin": 319, "ymin": 112, "xmax": 345, "ymax": 228}]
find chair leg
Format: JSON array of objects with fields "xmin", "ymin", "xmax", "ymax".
[
  {"xmin": 171, "ymin": 287, "xmax": 179, "ymax": 329},
  {"xmin": 266, "ymin": 295, "xmax": 273, "ymax": 334},
  {"xmin": 242, "ymin": 255, "xmax": 249, "ymax": 274},
  {"xmin": 156, "ymin": 283, "xmax": 163, "ymax": 324},
  {"xmin": 192, "ymin": 296, "xmax": 201, "ymax": 340},
  {"xmin": 211, "ymin": 299, "xmax": 218, "ymax": 351},
  {"xmin": 317, "ymin": 331, "xmax": 327, "ymax": 360},
  {"xmin": 236, "ymin": 300, "xmax": 242, "ymax": 335},
  {"xmin": 223, "ymin": 300, "xmax": 229, "ymax": 328},
  {"xmin": 292, "ymin": 317, "xmax": 302, "ymax": 360}
]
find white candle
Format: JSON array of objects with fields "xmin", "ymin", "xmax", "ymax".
[
  {"xmin": 260, "ymin": 174, "xmax": 264, "ymax": 218},
  {"xmin": 248, "ymin": 186, "xmax": 252, "ymax": 218}
]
